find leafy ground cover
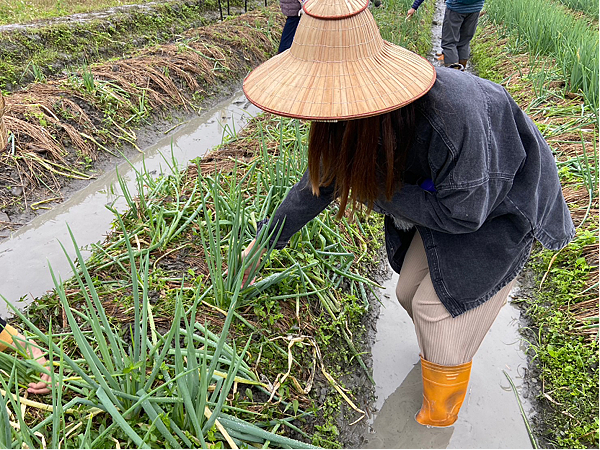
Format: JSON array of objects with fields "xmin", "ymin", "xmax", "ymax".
[{"xmin": 472, "ymin": 10, "xmax": 599, "ymax": 448}]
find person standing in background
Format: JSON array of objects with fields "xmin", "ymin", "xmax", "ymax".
[
  {"xmin": 407, "ymin": 0, "xmax": 485, "ymax": 70},
  {"xmin": 278, "ymin": 0, "xmax": 304, "ymax": 53}
]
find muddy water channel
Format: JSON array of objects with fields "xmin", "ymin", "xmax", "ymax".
[
  {"xmin": 363, "ymin": 275, "xmax": 534, "ymax": 448},
  {"xmin": 362, "ymin": 1, "xmax": 535, "ymax": 448},
  {"xmin": 0, "ymin": 91, "xmax": 259, "ymax": 316}
]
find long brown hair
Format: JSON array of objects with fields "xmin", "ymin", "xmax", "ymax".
[{"xmin": 307, "ymin": 104, "xmax": 416, "ymax": 218}]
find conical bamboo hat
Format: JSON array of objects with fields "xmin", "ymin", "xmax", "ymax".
[{"xmin": 243, "ymin": 0, "xmax": 436, "ymax": 121}]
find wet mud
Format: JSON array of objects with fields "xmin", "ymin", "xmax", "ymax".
[
  {"xmin": 362, "ymin": 273, "xmax": 534, "ymax": 449},
  {"xmin": 429, "ymin": 0, "xmax": 445, "ymax": 62}
]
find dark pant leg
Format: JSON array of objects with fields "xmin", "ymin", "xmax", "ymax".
[
  {"xmin": 456, "ymin": 11, "xmax": 480, "ymax": 61},
  {"xmin": 278, "ymin": 16, "xmax": 301, "ymax": 54},
  {"xmin": 441, "ymin": 8, "xmax": 464, "ymax": 65}
]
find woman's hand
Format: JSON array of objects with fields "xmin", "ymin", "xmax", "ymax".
[
  {"xmin": 406, "ymin": 7, "xmax": 416, "ymax": 18},
  {"xmin": 14, "ymin": 333, "xmax": 53, "ymax": 395},
  {"xmin": 240, "ymin": 239, "xmax": 266, "ymax": 287}
]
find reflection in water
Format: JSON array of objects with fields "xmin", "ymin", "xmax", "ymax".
[{"xmin": 364, "ymin": 362, "xmax": 454, "ymax": 449}]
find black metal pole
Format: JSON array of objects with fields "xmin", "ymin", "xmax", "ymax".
[{"xmin": 217, "ymin": 0, "xmax": 223, "ymax": 20}]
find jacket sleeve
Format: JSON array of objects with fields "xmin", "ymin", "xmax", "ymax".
[{"xmin": 257, "ymin": 170, "xmax": 336, "ymax": 248}]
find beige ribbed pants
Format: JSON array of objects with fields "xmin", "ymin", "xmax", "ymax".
[{"xmin": 396, "ymin": 232, "xmax": 515, "ymax": 366}]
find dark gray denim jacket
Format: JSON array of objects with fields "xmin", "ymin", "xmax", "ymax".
[{"xmin": 258, "ymin": 68, "xmax": 575, "ymax": 317}]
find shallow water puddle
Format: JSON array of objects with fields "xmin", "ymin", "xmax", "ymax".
[
  {"xmin": 430, "ymin": 0, "xmax": 445, "ymax": 60},
  {"xmin": 0, "ymin": 91, "xmax": 259, "ymax": 315},
  {"xmin": 360, "ymin": 5, "xmax": 534, "ymax": 445},
  {"xmin": 362, "ymin": 271, "xmax": 534, "ymax": 448}
]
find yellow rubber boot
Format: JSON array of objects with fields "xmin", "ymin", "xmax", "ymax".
[{"xmin": 415, "ymin": 356, "xmax": 472, "ymax": 427}]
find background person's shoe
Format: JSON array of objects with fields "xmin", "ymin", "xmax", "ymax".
[{"xmin": 446, "ymin": 63, "xmax": 464, "ymax": 71}]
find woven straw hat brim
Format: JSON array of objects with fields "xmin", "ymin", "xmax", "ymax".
[{"xmin": 243, "ymin": 11, "xmax": 436, "ymax": 121}]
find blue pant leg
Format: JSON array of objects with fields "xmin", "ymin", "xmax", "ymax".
[
  {"xmin": 456, "ymin": 11, "xmax": 480, "ymax": 61},
  {"xmin": 441, "ymin": 8, "xmax": 463, "ymax": 65},
  {"xmin": 278, "ymin": 16, "xmax": 301, "ymax": 53}
]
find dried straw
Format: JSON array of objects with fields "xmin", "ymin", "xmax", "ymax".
[
  {"xmin": 0, "ymin": 93, "xmax": 7, "ymax": 152},
  {"xmin": 0, "ymin": 8, "xmax": 284, "ymax": 211}
]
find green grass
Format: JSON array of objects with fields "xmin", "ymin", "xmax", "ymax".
[
  {"xmin": 521, "ymin": 233, "xmax": 599, "ymax": 448},
  {"xmin": 0, "ymin": 0, "xmax": 247, "ymax": 25},
  {"xmin": 0, "ymin": 7, "xmax": 282, "ymax": 214},
  {"xmin": 554, "ymin": 0, "xmax": 599, "ymax": 20},
  {"xmin": 0, "ymin": 0, "xmax": 145, "ymax": 25},
  {"xmin": 485, "ymin": 0, "xmax": 599, "ymax": 112},
  {"xmin": 371, "ymin": 0, "xmax": 434, "ymax": 57}
]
